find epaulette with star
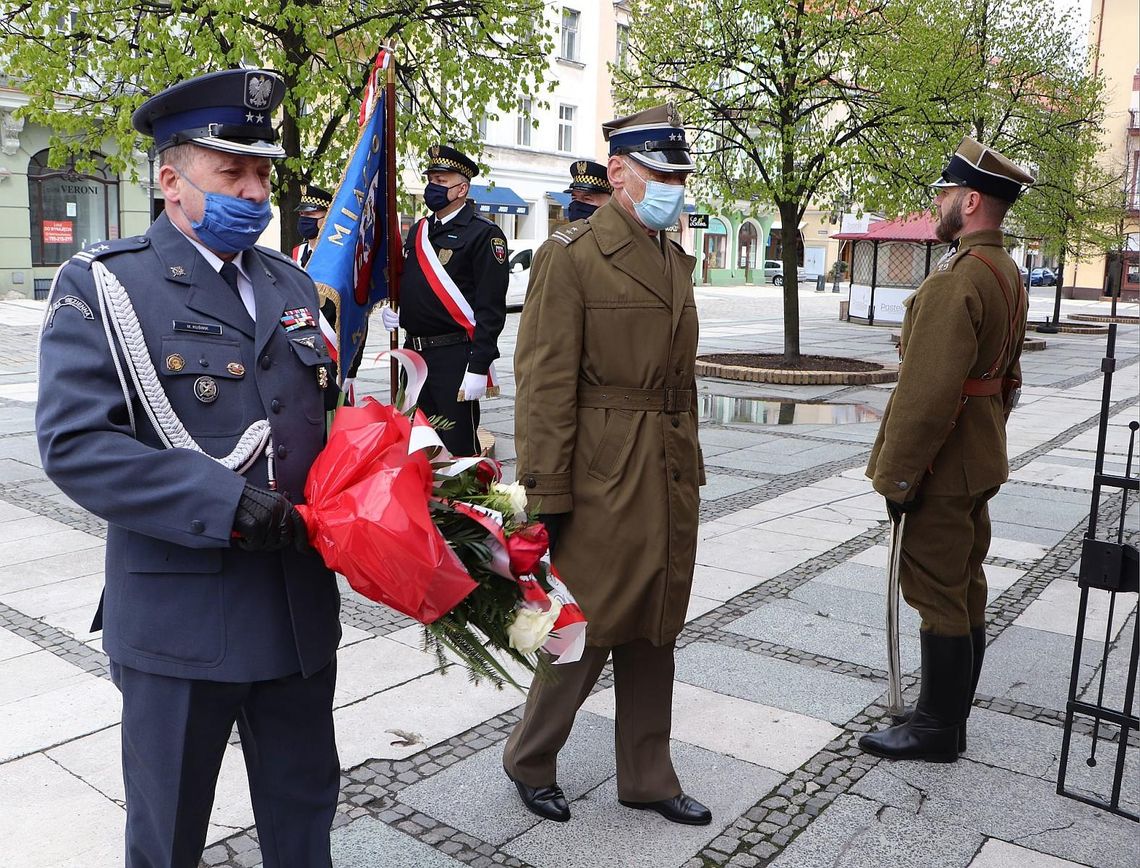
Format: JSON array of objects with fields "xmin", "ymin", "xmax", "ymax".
[
  {"xmin": 67, "ymin": 236, "xmax": 150, "ymax": 270},
  {"xmin": 547, "ymin": 222, "xmax": 592, "ymax": 247}
]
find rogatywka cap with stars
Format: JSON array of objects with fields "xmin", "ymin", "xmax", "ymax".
[
  {"xmin": 603, "ymin": 103, "xmax": 694, "ymax": 174},
  {"xmin": 131, "ymin": 68, "xmax": 287, "ymax": 158}
]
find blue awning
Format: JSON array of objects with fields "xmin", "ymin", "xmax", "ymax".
[
  {"xmin": 546, "ymin": 191, "xmax": 571, "ymax": 208},
  {"xmin": 469, "ymin": 184, "xmax": 529, "ymax": 216}
]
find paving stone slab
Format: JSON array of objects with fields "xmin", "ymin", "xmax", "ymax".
[
  {"xmin": 989, "ymin": 521, "xmax": 1070, "ymax": 547},
  {"xmin": 968, "ymin": 839, "xmax": 1088, "ymax": 868},
  {"xmin": 504, "ymin": 740, "xmax": 782, "ymax": 868},
  {"xmin": 768, "ymin": 793, "xmax": 982, "ymax": 868},
  {"xmin": 0, "ymin": 672, "xmax": 122, "ymax": 762},
  {"xmin": 331, "ymin": 816, "xmax": 466, "ymax": 867},
  {"xmin": 789, "ymin": 581, "xmax": 923, "ymax": 636},
  {"xmin": 0, "ymin": 753, "xmax": 123, "ymax": 867},
  {"xmin": 399, "ymin": 712, "xmax": 617, "ymax": 846},
  {"xmin": 1014, "ymin": 579, "xmax": 1135, "ymax": 641},
  {"xmin": 0, "ymin": 626, "xmax": 38, "ymax": 662},
  {"xmin": 724, "ymin": 599, "xmax": 920, "ymax": 672},
  {"xmin": 702, "ymin": 473, "xmax": 768, "ymax": 501},
  {"xmin": 583, "ymin": 681, "xmax": 842, "ymax": 775},
  {"xmin": 675, "ymin": 642, "xmax": 882, "ymax": 726},
  {"xmin": 978, "ymin": 626, "xmax": 1100, "ymax": 713},
  {"xmin": 851, "ymin": 758, "xmax": 1137, "ymax": 868}
]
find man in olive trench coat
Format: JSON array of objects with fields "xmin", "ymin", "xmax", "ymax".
[
  {"xmin": 502, "ymin": 104, "xmax": 711, "ymax": 826},
  {"xmin": 859, "ymin": 136, "xmax": 1034, "ymax": 763}
]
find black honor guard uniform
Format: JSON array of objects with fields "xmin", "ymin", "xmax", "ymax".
[{"xmin": 399, "ymin": 145, "xmax": 508, "ymax": 455}]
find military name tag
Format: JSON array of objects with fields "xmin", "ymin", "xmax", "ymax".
[{"xmin": 173, "ymin": 320, "xmax": 223, "ymax": 336}]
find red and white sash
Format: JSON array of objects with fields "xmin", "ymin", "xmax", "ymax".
[{"xmin": 413, "ymin": 220, "xmax": 499, "ymax": 396}]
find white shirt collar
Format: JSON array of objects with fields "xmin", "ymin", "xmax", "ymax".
[
  {"xmin": 437, "ymin": 206, "xmax": 462, "ymax": 226},
  {"xmin": 171, "ymin": 222, "xmax": 251, "ymax": 282}
]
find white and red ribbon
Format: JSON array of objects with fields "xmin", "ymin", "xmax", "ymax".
[{"xmin": 413, "ymin": 220, "xmax": 499, "ymax": 395}]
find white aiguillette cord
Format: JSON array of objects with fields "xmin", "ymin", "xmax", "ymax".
[{"xmin": 91, "ymin": 261, "xmax": 273, "ymax": 478}]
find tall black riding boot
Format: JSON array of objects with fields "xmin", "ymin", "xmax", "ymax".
[
  {"xmin": 957, "ymin": 625, "xmax": 987, "ymax": 752},
  {"xmin": 859, "ymin": 631, "xmax": 973, "ymax": 763}
]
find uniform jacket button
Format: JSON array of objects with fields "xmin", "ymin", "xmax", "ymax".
[
  {"xmin": 260, "ymin": 355, "xmax": 272, "ymax": 370},
  {"xmin": 672, "ymin": 470, "xmax": 681, "ymax": 481},
  {"xmin": 271, "ymin": 399, "xmax": 282, "ymax": 413},
  {"xmin": 277, "ymin": 444, "xmax": 288, "ymax": 459},
  {"xmin": 671, "ymin": 416, "xmax": 680, "ymax": 428},
  {"xmin": 524, "ymin": 475, "xmax": 537, "ymax": 489},
  {"xmin": 189, "ymin": 519, "xmax": 205, "ymax": 534},
  {"xmin": 897, "ymin": 481, "xmax": 909, "ymax": 490}
]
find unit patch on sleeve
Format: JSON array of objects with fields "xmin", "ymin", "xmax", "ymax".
[
  {"xmin": 44, "ymin": 295, "xmax": 95, "ymax": 330},
  {"xmin": 491, "ymin": 237, "xmax": 506, "ymax": 264}
]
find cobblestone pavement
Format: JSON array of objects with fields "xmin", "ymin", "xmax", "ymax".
[{"xmin": 0, "ymin": 287, "xmax": 1137, "ymax": 868}]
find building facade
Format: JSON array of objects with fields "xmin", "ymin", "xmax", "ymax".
[{"xmin": 1069, "ymin": 0, "xmax": 1139, "ymax": 300}]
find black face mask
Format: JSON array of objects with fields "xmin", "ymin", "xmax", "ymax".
[
  {"xmin": 566, "ymin": 200, "xmax": 598, "ymax": 222},
  {"xmin": 296, "ymin": 215, "xmax": 320, "ymax": 240},
  {"xmin": 424, "ymin": 182, "xmax": 462, "ymax": 213}
]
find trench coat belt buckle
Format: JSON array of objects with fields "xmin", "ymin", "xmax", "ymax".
[
  {"xmin": 576, "ymin": 384, "xmax": 693, "ymax": 413},
  {"xmin": 408, "ymin": 332, "xmax": 470, "ymax": 351}
]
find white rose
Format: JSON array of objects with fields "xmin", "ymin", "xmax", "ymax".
[
  {"xmin": 507, "ymin": 600, "xmax": 563, "ymax": 655},
  {"xmin": 493, "ymin": 481, "xmax": 530, "ymax": 521}
]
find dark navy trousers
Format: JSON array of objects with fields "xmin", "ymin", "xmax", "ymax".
[
  {"xmin": 412, "ymin": 342, "xmax": 482, "ymax": 456},
  {"xmin": 111, "ymin": 660, "xmax": 339, "ymax": 868}
]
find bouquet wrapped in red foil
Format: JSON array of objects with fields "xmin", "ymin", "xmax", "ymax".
[
  {"xmin": 298, "ymin": 350, "xmax": 586, "ymax": 687},
  {"xmin": 296, "ymin": 397, "xmax": 477, "ymax": 623}
]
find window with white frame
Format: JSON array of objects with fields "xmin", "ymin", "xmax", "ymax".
[
  {"xmin": 560, "ymin": 8, "xmax": 580, "ymax": 61},
  {"xmin": 558, "ymin": 105, "xmax": 575, "ymax": 153},
  {"xmin": 477, "ymin": 113, "xmax": 488, "ymax": 139},
  {"xmin": 517, "ymin": 97, "xmax": 532, "ymax": 146},
  {"xmin": 616, "ymin": 24, "xmax": 630, "ymax": 68}
]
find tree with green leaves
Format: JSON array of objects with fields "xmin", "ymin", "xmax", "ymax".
[
  {"xmin": 616, "ymin": 0, "xmax": 1112, "ymax": 362},
  {"xmin": 0, "ymin": 0, "xmax": 552, "ymax": 252},
  {"xmin": 615, "ymin": 0, "xmax": 937, "ymax": 361}
]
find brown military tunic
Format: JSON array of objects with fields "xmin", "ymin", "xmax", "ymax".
[
  {"xmin": 867, "ymin": 229, "xmax": 1026, "ymax": 634},
  {"xmin": 513, "ymin": 198, "xmax": 702, "ymax": 648}
]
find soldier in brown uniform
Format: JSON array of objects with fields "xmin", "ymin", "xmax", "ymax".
[
  {"xmin": 502, "ymin": 104, "xmax": 711, "ymax": 825},
  {"xmin": 859, "ymin": 137, "xmax": 1034, "ymax": 763}
]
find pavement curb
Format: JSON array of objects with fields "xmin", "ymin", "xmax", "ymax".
[{"xmin": 695, "ymin": 360, "xmax": 898, "ymax": 386}]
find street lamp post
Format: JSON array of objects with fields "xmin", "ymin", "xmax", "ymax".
[{"xmin": 831, "ymin": 192, "xmax": 852, "ymax": 293}]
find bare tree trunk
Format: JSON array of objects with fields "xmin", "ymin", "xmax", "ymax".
[
  {"xmin": 277, "ymin": 28, "xmax": 306, "ymax": 255},
  {"xmin": 779, "ymin": 198, "xmax": 801, "ymax": 362}
]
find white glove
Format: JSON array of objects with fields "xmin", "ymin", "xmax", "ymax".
[
  {"xmin": 457, "ymin": 368, "xmax": 488, "ymax": 402},
  {"xmin": 380, "ymin": 306, "xmax": 400, "ymax": 331}
]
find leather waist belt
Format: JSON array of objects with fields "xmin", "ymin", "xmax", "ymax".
[
  {"xmin": 577, "ymin": 384, "xmax": 694, "ymax": 413},
  {"xmin": 961, "ymin": 377, "xmax": 1006, "ymax": 397},
  {"xmin": 407, "ymin": 332, "xmax": 469, "ymax": 351}
]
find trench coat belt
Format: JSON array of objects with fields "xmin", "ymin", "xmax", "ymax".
[
  {"xmin": 961, "ymin": 377, "xmax": 1005, "ymax": 397},
  {"xmin": 577, "ymin": 384, "xmax": 694, "ymax": 413}
]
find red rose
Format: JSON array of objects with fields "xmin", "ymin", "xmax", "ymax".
[
  {"xmin": 506, "ymin": 522, "xmax": 550, "ymax": 577},
  {"xmin": 474, "ymin": 458, "xmax": 502, "ymax": 489}
]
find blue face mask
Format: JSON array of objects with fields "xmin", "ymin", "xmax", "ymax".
[
  {"xmin": 625, "ymin": 162, "xmax": 685, "ymax": 230},
  {"xmin": 424, "ymin": 181, "xmax": 463, "ymax": 213},
  {"xmin": 177, "ymin": 172, "xmax": 272, "ymax": 254},
  {"xmin": 566, "ymin": 199, "xmax": 598, "ymax": 222},
  {"xmin": 296, "ymin": 215, "xmax": 320, "ymax": 240}
]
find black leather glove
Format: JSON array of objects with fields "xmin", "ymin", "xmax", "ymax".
[
  {"xmin": 885, "ymin": 496, "xmax": 922, "ymax": 524},
  {"xmin": 233, "ymin": 484, "xmax": 299, "ymax": 551},
  {"xmin": 538, "ymin": 513, "xmax": 566, "ymax": 556}
]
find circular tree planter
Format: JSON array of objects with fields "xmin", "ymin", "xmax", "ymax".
[
  {"xmin": 1069, "ymin": 313, "xmax": 1139, "ymax": 325},
  {"xmin": 695, "ymin": 353, "xmax": 897, "ymax": 386}
]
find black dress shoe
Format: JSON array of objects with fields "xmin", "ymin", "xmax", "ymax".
[
  {"xmin": 507, "ymin": 773, "xmax": 570, "ymax": 822},
  {"xmin": 619, "ymin": 793, "xmax": 712, "ymax": 825}
]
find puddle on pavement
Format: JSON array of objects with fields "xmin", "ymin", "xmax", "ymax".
[{"xmin": 698, "ymin": 394, "xmax": 882, "ymax": 426}]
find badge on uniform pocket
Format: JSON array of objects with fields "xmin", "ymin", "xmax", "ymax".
[
  {"xmin": 491, "ymin": 238, "xmax": 506, "ymax": 264},
  {"xmin": 438, "ymin": 249, "xmax": 453, "ymax": 266}
]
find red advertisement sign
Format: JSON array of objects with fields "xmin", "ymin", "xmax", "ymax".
[{"xmin": 42, "ymin": 220, "xmax": 74, "ymax": 244}]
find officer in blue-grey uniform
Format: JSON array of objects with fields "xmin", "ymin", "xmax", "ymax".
[
  {"xmin": 36, "ymin": 68, "xmax": 342, "ymax": 868},
  {"xmin": 379, "ymin": 145, "xmax": 509, "ymax": 456}
]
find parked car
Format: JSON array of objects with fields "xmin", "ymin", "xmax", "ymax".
[
  {"xmin": 1030, "ymin": 267, "xmax": 1057, "ymax": 286},
  {"xmin": 761, "ymin": 259, "xmax": 812, "ymax": 286},
  {"xmin": 505, "ymin": 241, "xmax": 537, "ymax": 308}
]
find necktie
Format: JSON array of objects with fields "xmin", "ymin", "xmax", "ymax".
[
  {"xmin": 219, "ymin": 261, "xmax": 241, "ymax": 297},
  {"xmin": 219, "ymin": 262, "xmax": 252, "ymax": 320}
]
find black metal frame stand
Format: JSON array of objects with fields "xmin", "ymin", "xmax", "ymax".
[{"xmin": 1056, "ymin": 295, "xmax": 1140, "ymax": 822}]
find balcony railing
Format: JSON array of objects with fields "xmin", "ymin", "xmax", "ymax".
[{"xmin": 1130, "ymin": 109, "xmax": 1140, "ymax": 132}]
